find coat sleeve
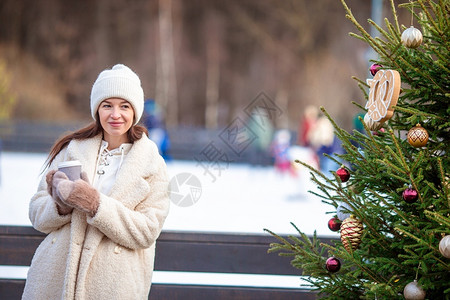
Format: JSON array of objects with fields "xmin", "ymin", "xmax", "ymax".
[
  {"xmin": 29, "ymin": 150, "xmax": 72, "ymax": 234},
  {"xmin": 87, "ymin": 155, "xmax": 170, "ymax": 250}
]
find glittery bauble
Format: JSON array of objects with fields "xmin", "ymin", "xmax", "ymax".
[
  {"xmin": 336, "ymin": 167, "xmax": 350, "ymax": 182},
  {"xmin": 403, "ymin": 280, "xmax": 426, "ymax": 300},
  {"xmin": 401, "ymin": 26, "xmax": 423, "ymax": 49},
  {"xmin": 337, "ymin": 202, "xmax": 352, "ymax": 221},
  {"xmin": 439, "ymin": 235, "xmax": 450, "ymax": 258},
  {"xmin": 325, "ymin": 257, "xmax": 341, "ymax": 273},
  {"xmin": 328, "ymin": 217, "xmax": 342, "ymax": 232},
  {"xmin": 407, "ymin": 124, "xmax": 429, "ymax": 147},
  {"xmin": 369, "ymin": 63, "xmax": 382, "ymax": 76},
  {"xmin": 402, "ymin": 187, "xmax": 419, "ymax": 203},
  {"xmin": 340, "ymin": 215, "xmax": 363, "ymax": 253}
]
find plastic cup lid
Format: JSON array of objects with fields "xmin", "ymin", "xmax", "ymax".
[{"xmin": 58, "ymin": 160, "xmax": 82, "ymax": 168}]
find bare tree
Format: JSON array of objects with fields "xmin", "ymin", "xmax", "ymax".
[
  {"xmin": 204, "ymin": 9, "xmax": 224, "ymax": 129},
  {"xmin": 157, "ymin": 0, "xmax": 178, "ymax": 127}
]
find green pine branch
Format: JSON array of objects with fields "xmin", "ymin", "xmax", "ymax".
[{"xmin": 265, "ymin": 0, "xmax": 449, "ymax": 298}]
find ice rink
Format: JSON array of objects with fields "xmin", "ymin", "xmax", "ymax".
[{"xmin": 0, "ymin": 150, "xmax": 337, "ymax": 237}]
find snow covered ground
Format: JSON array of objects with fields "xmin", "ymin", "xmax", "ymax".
[
  {"xmin": 0, "ymin": 150, "xmax": 338, "ymax": 288},
  {"xmin": 0, "ymin": 150, "xmax": 336, "ymax": 236}
]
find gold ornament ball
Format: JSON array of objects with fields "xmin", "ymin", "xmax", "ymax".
[
  {"xmin": 439, "ymin": 235, "xmax": 450, "ymax": 258},
  {"xmin": 340, "ymin": 215, "xmax": 363, "ymax": 252},
  {"xmin": 403, "ymin": 280, "xmax": 426, "ymax": 300},
  {"xmin": 401, "ymin": 26, "xmax": 423, "ymax": 49},
  {"xmin": 407, "ymin": 124, "xmax": 429, "ymax": 147}
]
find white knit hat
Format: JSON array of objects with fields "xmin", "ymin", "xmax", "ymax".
[{"xmin": 90, "ymin": 64, "xmax": 144, "ymax": 125}]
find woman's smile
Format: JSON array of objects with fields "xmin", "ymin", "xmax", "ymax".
[{"xmin": 108, "ymin": 121, "xmax": 124, "ymax": 127}]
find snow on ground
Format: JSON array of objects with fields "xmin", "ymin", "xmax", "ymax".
[{"xmin": 0, "ymin": 150, "xmax": 337, "ymax": 237}]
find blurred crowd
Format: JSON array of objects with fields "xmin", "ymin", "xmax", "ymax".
[
  {"xmin": 142, "ymin": 100, "xmax": 344, "ymax": 176},
  {"xmin": 269, "ymin": 105, "xmax": 343, "ymax": 177}
]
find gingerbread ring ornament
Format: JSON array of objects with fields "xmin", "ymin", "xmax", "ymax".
[{"xmin": 364, "ymin": 69, "xmax": 401, "ymax": 130}]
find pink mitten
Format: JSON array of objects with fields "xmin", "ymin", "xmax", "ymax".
[
  {"xmin": 80, "ymin": 171, "xmax": 90, "ymax": 183},
  {"xmin": 46, "ymin": 170, "xmax": 57, "ymax": 195},
  {"xmin": 56, "ymin": 179, "xmax": 100, "ymax": 217},
  {"xmin": 46, "ymin": 170, "xmax": 73, "ymax": 215}
]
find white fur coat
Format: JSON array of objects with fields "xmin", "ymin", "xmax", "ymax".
[{"xmin": 22, "ymin": 134, "xmax": 170, "ymax": 300}]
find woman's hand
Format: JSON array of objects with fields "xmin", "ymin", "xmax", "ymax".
[
  {"xmin": 46, "ymin": 170, "xmax": 73, "ymax": 215},
  {"xmin": 56, "ymin": 172, "xmax": 100, "ymax": 217}
]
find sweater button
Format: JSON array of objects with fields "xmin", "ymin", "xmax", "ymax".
[
  {"xmin": 114, "ymin": 246, "xmax": 121, "ymax": 254},
  {"xmin": 52, "ymin": 238, "xmax": 57, "ymax": 244}
]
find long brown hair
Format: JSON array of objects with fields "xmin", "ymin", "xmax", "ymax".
[{"xmin": 44, "ymin": 117, "xmax": 148, "ymax": 170}]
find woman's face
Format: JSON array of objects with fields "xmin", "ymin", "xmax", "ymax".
[{"xmin": 98, "ymin": 98, "xmax": 134, "ymax": 144}]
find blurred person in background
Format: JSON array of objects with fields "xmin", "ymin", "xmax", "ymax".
[
  {"xmin": 22, "ymin": 64, "xmax": 170, "ymax": 300},
  {"xmin": 297, "ymin": 105, "xmax": 319, "ymax": 148},
  {"xmin": 246, "ymin": 109, "xmax": 274, "ymax": 165},
  {"xmin": 270, "ymin": 129, "xmax": 295, "ymax": 176},
  {"xmin": 143, "ymin": 99, "xmax": 171, "ymax": 161},
  {"xmin": 308, "ymin": 115, "xmax": 342, "ymax": 174}
]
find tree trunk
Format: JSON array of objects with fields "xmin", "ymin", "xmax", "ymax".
[
  {"xmin": 158, "ymin": 0, "xmax": 177, "ymax": 127},
  {"xmin": 204, "ymin": 11, "xmax": 222, "ymax": 129}
]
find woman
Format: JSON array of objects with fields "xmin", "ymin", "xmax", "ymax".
[{"xmin": 22, "ymin": 64, "xmax": 170, "ymax": 300}]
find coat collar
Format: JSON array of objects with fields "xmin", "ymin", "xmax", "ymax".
[
  {"xmin": 65, "ymin": 134, "xmax": 102, "ymax": 182},
  {"xmin": 64, "ymin": 133, "xmax": 162, "ymax": 202}
]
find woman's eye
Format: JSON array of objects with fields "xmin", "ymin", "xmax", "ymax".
[
  {"xmin": 102, "ymin": 104, "xmax": 111, "ymax": 108},
  {"xmin": 122, "ymin": 105, "xmax": 130, "ymax": 109}
]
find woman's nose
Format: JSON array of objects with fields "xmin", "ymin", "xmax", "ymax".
[{"xmin": 111, "ymin": 108, "xmax": 120, "ymax": 119}]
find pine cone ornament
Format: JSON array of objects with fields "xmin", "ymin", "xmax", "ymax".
[{"xmin": 340, "ymin": 215, "xmax": 363, "ymax": 252}]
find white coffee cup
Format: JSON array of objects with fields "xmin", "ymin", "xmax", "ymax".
[{"xmin": 58, "ymin": 160, "xmax": 82, "ymax": 181}]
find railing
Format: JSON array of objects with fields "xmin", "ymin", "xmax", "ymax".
[
  {"xmin": 0, "ymin": 121, "xmax": 275, "ymax": 165},
  {"xmin": 0, "ymin": 225, "xmax": 333, "ymax": 299}
]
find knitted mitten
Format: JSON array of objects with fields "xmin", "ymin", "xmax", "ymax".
[
  {"xmin": 46, "ymin": 170, "xmax": 73, "ymax": 215},
  {"xmin": 57, "ymin": 178, "xmax": 100, "ymax": 217}
]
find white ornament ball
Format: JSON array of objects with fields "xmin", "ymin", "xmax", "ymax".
[
  {"xmin": 403, "ymin": 280, "xmax": 426, "ymax": 300},
  {"xmin": 439, "ymin": 235, "xmax": 450, "ymax": 258},
  {"xmin": 401, "ymin": 26, "xmax": 423, "ymax": 49},
  {"xmin": 337, "ymin": 202, "xmax": 352, "ymax": 221}
]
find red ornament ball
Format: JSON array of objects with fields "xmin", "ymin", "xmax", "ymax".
[
  {"xmin": 370, "ymin": 63, "xmax": 382, "ymax": 76},
  {"xmin": 336, "ymin": 167, "xmax": 350, "ymax": 182},
  {"xmin": 326, "ymin": 257, "xmax": 341, "ymax": 273},
  {"xmin": 328, "ymin": 217, "xmax": 342, "ymax": 232},
  {"xmin": 402, "ymin": 187, "xmax": 418, "ymax": 203},
  {"xmin": 372, "ymin": 128, "xmax": 386, "ymax": 136}
]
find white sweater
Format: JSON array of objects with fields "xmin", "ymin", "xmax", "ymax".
[{"xmin": 93, "ymin": 141, "xmax": 132, "ymax": 195}]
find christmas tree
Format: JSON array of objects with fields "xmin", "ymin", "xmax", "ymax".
[{"xmin": 265, "ymin": 0, "xmax": 449, "ymax": 299}]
